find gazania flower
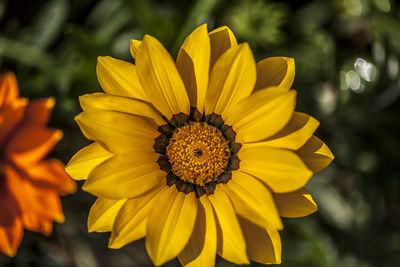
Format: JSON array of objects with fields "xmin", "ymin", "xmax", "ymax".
[
  {"xmin": 66, "ymin": 24, "xmax": 333, "ymax": 266},
  {"xmin": 0, "ymin": 73, "xmax": 76, "ymax": 257}
]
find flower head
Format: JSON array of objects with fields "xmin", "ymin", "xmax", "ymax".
[
  {"xmin": 0, "ymin": 73, "xmax": 76, "ymax": 257},
  {"xmin": 66, "ymin": 24, "xmax": 333, "ymax": 266}
]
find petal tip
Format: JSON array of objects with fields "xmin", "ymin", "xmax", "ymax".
[
  {"xmin": 107, "ymin": 243, "xmax": 119, "ymax": 249},
  {"xmin": 142, "ymin": 34, "xmax": 154, "ymax": 42},
  {"xmin": 20, "ymin": 98, "xmax": 29, "ymax": 107},
  {"xmin": 45, "ymin": 97, "xmax": 56, "ymax": 109},
  {"xmin": 209, "ymin": 25, "xmax": 231, "ymax": 34},
  {"xmin": 285, "ymin": 57, "xmax": 295, "ymax": 63},
  {"xmin": 5, "ymin": 247, "xmax": 17, "ymax": 257},
  {"xmin": 107, "ymin": 234, "xmax": 124, "ymax": 249},
  {"xmin": 87, "ymin": 224, "xmax": 96, "ymax": 233},
  {"xmin": 81, "ymin": 181, "xmax": 91, "ymax": 192},
  {"xmin": 54, "ymin": 213, "xmax": 65, "ymax": 223},
  {"xmin": 54, "ymin": 129, "xmax": 63, "ymax": 141},
  {"xmin": 74, "ymin": 113, "xmax": 83, "ymax": 123},
  {"xmin": 64, "ymin": 166, "xmax": 77, "ymax": 180},
  {"xmin": 130, "ymin": 39, "xmax": 142, "ymax": 58},
  {"xmin": 198, "ymin": 23, "xmax": 208, "ymax": 30},
  {"xmin": 65, "ymin": 180, "xmax": 77, "ymax": 193}
]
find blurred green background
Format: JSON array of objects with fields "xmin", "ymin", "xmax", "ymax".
[{"xmin": 0, "ymin": 0, "xmax": 399, "ymax": 266}]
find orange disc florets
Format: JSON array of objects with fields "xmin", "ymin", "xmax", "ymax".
[{"xmin": 166, "ymin": 122, "xmax": 230, "ymax": 186}]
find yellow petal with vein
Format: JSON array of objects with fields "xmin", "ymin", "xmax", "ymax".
[
  {"xmin": 209, "ymin": 26, "xmax": 238, "ymax": 71},
  {"xmin": 225, "ymin": 87, "xmax": 286, "ymax": 125},
  {"xmin": 176, "ymin": 24, "xmax": 210, "ymax": 112},
  {"xmin": 146, "ymin": 189, "xmax": 198, "ymax": 266},
  {"xmin": 75, "ymin": 110, "xmax": 158, "ymax": 153},
  {"xmin": 109, "ymin": 184, "xmax": 163, "ymax": 249},
  {"xmin": 229, "ymin": 88, "xmax": 296, "ymax": 143},
  {"xmin": 79, "ymin": 93, "xmax": 165, "ymax": 126},
  {"xmin": 136, "ymin": 35, "xmax": 190, "ymax": 119},
  {"xmin": 254, "ymin": 57, "xmax": 295, "ymax": 91},
  {"xmin": 239, "ymin": 216, "xmax": 282, "ymax": 264},
  {"xmin": 88, "ymin": 197, "xmax": 126, "ymax": 232},
  {"xmin": 246, "ymin": 112, "xmax": 319, "ymax": 150},
  {"xmin": 239, "ymin": 146, "xmax": 313, "ymax": 193},
  {"xmin": 208, "ymin": 187, "xmax": 249, "ymax": 264},
  {"xmin": 65, "ymin": 142, "xmax": 112, "ymax": 180},
  {"xmin": 224, "ymin": 171, "xmax": 282, "ymax": 230},
  {"xmin": 83, "ymin": 150, "xmax": 163, "ymax": 199},
  {"xmin": 205, "ymin": 43, "xmax": 256, "ymax": 117},
  {"xmin": 96, "ymin": 56, "xmax": 148, "ymax": 100},
  {"xmin": 297, "ymin": 135, "xmax": 334, "ymax": 173},
  {"xmin": 274, "ymin": 188, "xmax": 317, "ymax": 218},
  {"xmin": 178, "ymin": 196, "xmax": 217, "ymax": 267}
]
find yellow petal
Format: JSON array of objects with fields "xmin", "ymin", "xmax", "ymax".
[
  {"xmin": 65, "ymin": 142, "xmax": 112, "ymax": 180},
  {"xmin": 238, "ymin": 216, "xmax": 282, "ymax": 264},
  {"xmin": 79, "ymin": 93, "xmax": 165, "ymax": 126},
  {"xmin": 225, "ymin": 86, "xmax": 287, "ymax": 125},
  {"xmin": 245, "ymin": 112, "xmax": 319, "ymax": 150},
  {"xmin": 274, "ymin": 188, "xmax": 317, "ymax": 218},
  {"xmin": 83, "ymin": 149, "xmax": 164, "ymax": 199},
  {"xmin": 115, "ymin": 220, "xmax": 147, "ymax": 249},
  {"xmin": 146, "ymin": 189, "xmax": 198, "ymax": 266},
  {"xmin": 178, "ymin": 196, "xmax": 217, "ymax": 267},
  {"xmin": 228, "ymin": 88, "xmax": 296, "ymax": 143},
  {"xmin": 208, "ymin": 187, "xmax": 249, "ymax": 264},
  {"xmin": 130, "ymin": 39, "xmax": 142, "ymax": 59},
  {"xmin": 239, "ymin": 146, "xmax": 313, "ymax": 193},
  {"xmin": 75, "ymin": 110, "xmax": 158, "ymax": 153},
  {"xmin": 176, "ymin": 24, "xmax": 210, "ymax": 112},
  {"xmin": 136, "ymin": 35, "xmax": 190, "ymax": 119},
  {"xmin": 297, "ymin": 135, "xmax": 334, "ymax": 173},
  {"xmin": 96, "ymin": 56, "xmax": 148, "ymax": 100},
  {"xmin": 254, "ymin": 57, "xmax": 295, "ymax": 91},
  {"xmin": 209, "ymin": 26, "xmax": 238, "ymax": 71},
  {"xmin": 224, "ymin": 171, "xmax": 282, "ymax": 230},
  {"xmin": 87, "ymin": 197, "xmax": 126, "ymax": 232},
  {"xmin": 205, "ymin": 43, "xmax": 256, "ymax": 118},
  {"xmin": 109, "ymin": 184, "xmax": 164, "ymax": 249}
]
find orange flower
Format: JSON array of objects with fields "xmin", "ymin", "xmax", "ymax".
[{"xmin": 0, "ymin": 72, "xmax": 76, "ymax": 257}]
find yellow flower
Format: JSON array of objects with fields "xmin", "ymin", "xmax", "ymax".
[{"xmin": 66, "ymin": 24, "xmax": 333, "ymax": 266}]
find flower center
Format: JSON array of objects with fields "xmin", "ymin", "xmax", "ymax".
[
  {"xmin": 166, "ymin": 122, "xmax": 230, "ymax": 186},
  {"xmin": 154, "ymin": 111, "xmax": 242, "ymax": 197}
]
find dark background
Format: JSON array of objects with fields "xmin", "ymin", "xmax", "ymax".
[{"xmin": 0, "ymin": 0, "xmax": 399, "ymax": 266}]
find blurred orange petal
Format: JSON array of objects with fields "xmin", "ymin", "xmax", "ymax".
[
  {"xmin": 6, "ymin": 126, "xmax": 63, "ymax": 167},
  {"xmin": 0, "ymin": 100, "xmax": 28, "ymax": 144},
  {"xmin": 0, "ymin": 218, "xmax": 23, "ymax": 257},
  {"xmin": 6, "ymin": 167, "xmax": 65, "ymax": 224},
  {"xmin": 0, "ymin": 72, "xmax": 75, "ymax": 257},
  {"xmin": 24, "ymin": 158, "xmax": 76, "ymax": 195},
  {"xmin": 0, "ymin": 73, "xmax": 19, "ymax": 108},
  {"xmin": 24, "ymin": 98, "xmax": 55, "ymax": 126},
  {"xmin": 0, "ymin": 191, "xmax": 23, "ymax": 257},
  {"xmin": 21, "ymin": 214, "xmax": 53, "ymax": 236}
]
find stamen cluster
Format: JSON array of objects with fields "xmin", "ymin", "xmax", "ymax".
[
  {"xmin": 166, "ymin": 122, "xmax": 230, "ymax": 186},
  {"xmin": 154, "ymin": 108, "xmax": 242, "ymax": 197}
]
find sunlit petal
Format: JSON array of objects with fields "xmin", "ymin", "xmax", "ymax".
[
  {"xmin": 136, "ymin": 35, "xmax": 190, "ymax": 119},
  {"xmin": 177, "ymin": 24, "xmax": 210, "ymax": 112}
]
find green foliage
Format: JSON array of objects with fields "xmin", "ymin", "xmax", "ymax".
[{"xmin": 0, "ymin": 0, "xmax": 399, "ymax": 266}]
